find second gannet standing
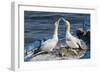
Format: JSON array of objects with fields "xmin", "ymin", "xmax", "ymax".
[{"xmin": 62, "ymin": 18, "xmax": 82, "ymax": 49}]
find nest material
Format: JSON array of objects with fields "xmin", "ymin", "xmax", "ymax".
[{"xmin": 57, "ymin": 47, "xmax": 86, "ymax": 59}]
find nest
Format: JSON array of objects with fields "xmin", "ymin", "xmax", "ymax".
[{"xmin": 56, "ymin": 47, "xmax": 87, "ymax": 59}]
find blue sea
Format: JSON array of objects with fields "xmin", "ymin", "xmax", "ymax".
[{"xmin": 24, "ymin": 11, "xmax": 90, "ymax": 61}]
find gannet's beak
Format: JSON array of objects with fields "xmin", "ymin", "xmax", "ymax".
[
  {"xmin": 57, "ymin": 18, "xmax": 61, "ymax": 24},
  {"xmin": 62, "ymin": 18, "xmax": 70, "ymax": 26},
  {"xmin": 62, "ymin": 18, "xmax": 66, "ymax": 23}
]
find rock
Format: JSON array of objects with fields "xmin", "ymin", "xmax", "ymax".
[
  {"xmin": 76, "ymin": 28, "xmax": 85, "ymax": 39},
  {"xmin": 76, "ymin": 28, "xmax": 90, "ymax": 49},
  {"xmin": 30, "ymin": 53, "xmax": 61, "ymax": 61}
]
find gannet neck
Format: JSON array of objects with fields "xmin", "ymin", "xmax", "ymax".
[
  {"xmin": 65, "ymin": 20, "xmax": 70, "ymax": 32},
  {"xmin": 53, "ymin": 34, "xmax": 58, "ymax": 40},
  {"xmin": 53, "ymin": 21, "xmax": 58, "ymax": 39},
  {"xmin": 66, "ymin": 31, "xmax": 72, "ymax": 38}
]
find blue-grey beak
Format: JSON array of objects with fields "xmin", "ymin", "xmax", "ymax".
[
  {"xmin": 57, "ymin": 17, "xmax": 64, "ymax": 24},
  {"xmin": 61, "ymin": 18, "xmax": 66, "ymax": 22},
  {"xmin": 57, "ymin": 18, "xmax": 61, "ymax": 24}
]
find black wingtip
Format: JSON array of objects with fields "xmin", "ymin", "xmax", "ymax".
[{"xmin": 77, "ymin": 43, "xmax": 83, "ymax": 50}]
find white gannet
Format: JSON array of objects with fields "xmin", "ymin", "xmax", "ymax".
[
  {"xmin": 40, "ymin": 19, "xmax": 62, "ymax": 52},
  {"xmin": 32, "ymin": 19, "xmax": 61, "ymax": 57},
  {"xmin": 62, "ymin": 18, "xmax": 82, "ymax": 49}
]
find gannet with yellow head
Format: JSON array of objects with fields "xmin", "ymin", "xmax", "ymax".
[
  {"xmin": 40, "ymin": 19, "xmax": 61, "ymax": 52},
  {"xmin": 62, "ymin": 18, "xmax": 81, "ymax": 48}
]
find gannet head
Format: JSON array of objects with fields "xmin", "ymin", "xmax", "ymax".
[
  {"xmin": 58, "ymin": 18, "xmax": 62, "ymax": 23},
  {"xmin": 62, "ymin": 18, "xmax": 70, "ymax": 25},
  {"xmin": 54, "ymin": 21, "xmax": 58, "ymax": 27},
  {"xmin": 54, "ymin": 18, "xmax": 63, "ymax": 27},
  {"xmin": 62, "ymin": 18, "xmax": 71, "ymax": 32}
]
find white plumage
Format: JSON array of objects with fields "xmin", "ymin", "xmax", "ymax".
[
  {"xmin": 41, "ymin": 39, "xmax": 58, "ymax": 52},
  {"xmin": 62, "ymin": 18, "xmax": 81, "ymax": 48}
]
